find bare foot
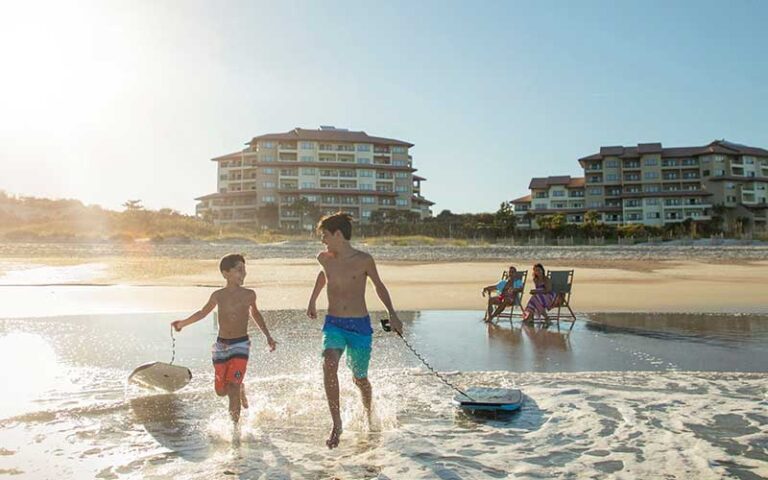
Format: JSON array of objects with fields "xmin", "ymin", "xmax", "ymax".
[
  {"xmin": 326, "ymin": 425, "xmax": 342, "ymax": 449},
  {"xmin": 240, "ymin": 384, "xmax": 249, "ymax": 409}
]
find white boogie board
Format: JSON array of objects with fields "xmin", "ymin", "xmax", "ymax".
[
  {"xmin": 452, "ymin": 387, "xmax": 524, "ymax": 412},
  {"xmin": 128, "ymin": 362, "xmax": 192, "ymax": 392}
]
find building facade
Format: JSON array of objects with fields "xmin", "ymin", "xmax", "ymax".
[
  {"xmin": 196, "ymin": 127, "xmax": 434, "ymax": 229},
  {"xmin": 514, "ymin": 140, "xmax": 768, "ymax": 231}
]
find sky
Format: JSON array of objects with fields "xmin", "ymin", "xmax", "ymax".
[{"xmin": 1, "ymin": 0, "xmax": 767, "ymax": 215}]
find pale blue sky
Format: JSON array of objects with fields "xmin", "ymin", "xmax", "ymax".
[{"xmin": 1, "ymin": 0, "xmax": 766, "ymax": 214}]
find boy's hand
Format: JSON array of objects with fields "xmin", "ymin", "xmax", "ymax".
[
  {"xmin": 389, "ymin": 313, "xmax": 403, "ymax": 335},
  {"xmin": 307, "ymin": 302, "xmax": 317, "ymax": 319},
  {"xmin": 171, "ymin": 320, "xmax": 184, "ymax": 332},
  {"xmin": 267, "ymin": 337, "xmax": 277, "ymax": 352}
]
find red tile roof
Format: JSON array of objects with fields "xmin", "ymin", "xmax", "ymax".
[
  {"xmin": 579, "ymin": 140, "xmax": 768, "ymax": 164},
  {"xmin": 511, "ymin": 194, "xmax": 532, "ymax": 204},
  {"xmin": 528, "ymin": 176, "xmax": 585, "ymax": 189},
  {"xmin": 249, "ymin": 128, "xmax": 413, "ymax": 147}
]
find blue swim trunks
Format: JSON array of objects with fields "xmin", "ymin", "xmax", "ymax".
[{"xmin": 322, "ymin": 315, "xmax": 373, "ymax": 379}]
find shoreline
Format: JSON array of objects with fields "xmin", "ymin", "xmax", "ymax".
[{"xmin": 2, "ymin": 257, "xmax": 767, "ymax": 318}]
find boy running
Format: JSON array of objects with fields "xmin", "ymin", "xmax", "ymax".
[
  {"xmin": 172, "ymin": 254, "xmax": 277, "ymax": 424},
  {"xmin": 306, "ymin": 212, "xmax": 403, "ymax": 449}
]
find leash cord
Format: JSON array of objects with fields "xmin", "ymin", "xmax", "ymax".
[{"xmin": 396, "ymin": 331, "xmax": 475, "ymax": 401}]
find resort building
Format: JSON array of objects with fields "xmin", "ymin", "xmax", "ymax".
[
  {"xmin": 195, "ymin": 127, "xmax": 434, "ymax": 229},
  {"xmin": 514, "ymin": 140, "xmax": 768, "ymax": 231},
  {"xmin": 511, "ymin": 176, "xmax": 585, "ymax": 229}
]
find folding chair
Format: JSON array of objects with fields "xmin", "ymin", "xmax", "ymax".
[
  {"xmin": 487, "ymin": 269, "xmax": 528, "ymax": 324},
  {"xmin": 546, "ymin": 270, "xmax": 577, "ymax": 331}
]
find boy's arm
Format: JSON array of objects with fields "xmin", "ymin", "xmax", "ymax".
[
  {"xmin": 306, "ymin": 270, "xmax": 326, "ymax": 319},
  {"xmin": 365, "ymin": 256, "xmax": 403, "ymax": 334},
  {"xmin": 172, "ymin": 293, "xmax": 217, "ymax": 331},
  {"xmin": 250, "ymin": 292, "xmax": 277, "ymax": 351}
]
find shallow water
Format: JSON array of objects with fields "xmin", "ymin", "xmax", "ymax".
[{"xmin": 0, "ymin": 311, "xmax": 766, "ymax": 479}]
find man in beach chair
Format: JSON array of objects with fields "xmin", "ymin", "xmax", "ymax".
[{"xmin": 482, "ymin": 266, "xmax": 527, "ymax": 323}]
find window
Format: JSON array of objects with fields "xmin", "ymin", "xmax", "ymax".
[
  {"xmin": 359, "ymin": 183, "xmax": 374, "ymax": 190},
  {"xmin": 361, "ymin": 210, "xmax": 372, "ymax": 218},
  {"xmin": 263, "ymin": 168, "xmax": 275, "ymax": 174},
  {"xmin": 702, "ymin": 170, "xmax": 710, "ymax": 176},
  {"xmin": 552, "ymin": 190, "xmax": 565, "ymax": 197},
  {"xmin": 645, "ymin": 198, "xmax": 659, "ymax": 205},
  {"xmin": 395, "ymin": 172, "xmax": 409, "ymax": 179},
  {"xmin": 300, "ymin": 182, "xmax": 316, "ymax": 189},
  {"xmin": 393, "ymin": 160, "xmax": 408, "ymax": 166},
  {"xmin": 300, "ymin": 155, "xmax": 314, "ymax": 162},
  {"xmin": 644, "ymin": 171, "xmax": 659, "ymax": 180},
  {"xmin": 589, "ymin": 187, "xmax": 602, "ymax": 195},
  {"xmin": 300, "ymin": 142, "xmax": 315, "ymax": 150},
  {"xmin": 302, "ymin": 195, "xmax": 318, "ymax": 202},
  {"xmin": 646, "ymin": 212, "xmax": 660, "ymax": 219},
  {"xmin": 280, "ymin": 168, "xmax": 297, "ymax": 176},
  {"xmin": 392, "ymin": 147, "xmax": 407, "ymax": 153},
  {"xmin": 606, "ymin": 174, "xmax": 619, "ymax": 181},
  {"xmin": 395, "ymin": 185, "xmax": 409, "ymax": 193},
  {"xmin": 588, "ymin": 201, "xmax": 603, "ymax": 208},
  {"xmin": 360, "ymin": 196, "xmax": 375, "ymax": 204},
  {"xmin": 262, "ymin": 195, "xmax": 275, "ymax": 203},
  {"xmin": 219, "ymin": 174, "xmax": 227, "ymax": 180},
  {"xmin": 357, "ymin": 157, "xmax": 372, "ymax": 164},
  {"xmin": 644, "ymin": 157, "xmax": 658, "ymax": 166},
  {"xmin": 396, "ymin": 199, "xmax": 408, "ymax": 206},
  {"xmin": 262, "ymin": 181, "xmax": 276, "ymax": 188},
  {"xmin": 534, "ymin": 203, "xmax": 547, "ymax": 210},
  {"xmin": 300, "ymin": 168, "xmax": 316, "ymax": 175},
  {"xmin": 262, "ymin": 155, "xmax": 275, "ymax": 162},
  {"xmin": 356, "ymin": 144, "xmax": 371, "ymax": 152},
  {"xmin": 358, "ymin": 170, "xmax": 374, "ymax": 177},
  {"xmin": 605, "ymin": 159, "xmax": 619, "ymax": 168},
  {"xmin": 260, "ymin": 141, "xmax": 275, "ymax": 148}
]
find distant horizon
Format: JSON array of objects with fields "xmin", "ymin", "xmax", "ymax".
[{"xmin": 2, "ymin": 1, "xmax": 767, "ymax": 215}]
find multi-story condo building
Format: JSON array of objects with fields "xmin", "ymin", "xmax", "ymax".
[
  {"xmin": 196, "ymin": 127, "xmax": 434, "ymax": 229},
  {"xmin": 511, "ymin": 176, "xmax": 585, "ymax": 229},
  {"xmin": 514, "ymin": 140, "xmax": 768, "ymax": 231}
]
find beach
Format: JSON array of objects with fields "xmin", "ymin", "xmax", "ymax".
[
  {"xmin": 1, "ymin": 242, "xmax": 767, "ymax": 479},
  {"xmin": 1, "ymin": 241, "xmax": 767, "ymax": 317}
]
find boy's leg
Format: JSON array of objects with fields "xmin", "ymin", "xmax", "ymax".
[
  {"xmin": 240, "ymin": 383, "xmax": 249, "ymax": 409},
  {"xmin": 323, "ymin": 348, "xmax": 343, "ymax": 449},
  {"xmin": 353, "ymin": 376, "xmax": 372, "ymax": 422},
  {"xmin": 227, "ymin": 382, "xmax": 241, "ymax": 423},
  {"xmin": 347, "ymin": 345, "xmax": 373, "ymax": 423}
]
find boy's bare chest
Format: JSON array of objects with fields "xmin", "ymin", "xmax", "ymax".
[
  {"xmin": 217, "ymin": 290, "xmax": 251, "ymax": 310},
  {"xmin": 323, "ymin": 260, "xmax": 367, "ymax": 284}
]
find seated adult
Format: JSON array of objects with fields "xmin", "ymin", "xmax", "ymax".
[
  {"xmin": 482, "ymin": 266, "xmax": 524, "ymax": 322},
  {"xmin": 522, "ymin": 263, "xmax": 560, "ymax": 324}
]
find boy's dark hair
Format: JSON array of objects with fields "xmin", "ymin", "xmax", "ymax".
[
  {"xmin": 220, "ymin": 253, "xmax": 245, "ymax": 272},
  {"xmin": 317, "ymin": 212, "xmax": 353, "ymax": 240}
]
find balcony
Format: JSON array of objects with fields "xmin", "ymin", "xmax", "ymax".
[
  {"xmin": 278, "ymin": 143, "xmax": 297, "ymax": 151},
  {"xmin": 623, "ymin": 162, "xmax": 641, "ymax": 169}
]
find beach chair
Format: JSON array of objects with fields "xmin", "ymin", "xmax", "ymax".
[
  {"xmin": 546, "ymin": 270, "xmax": 577, "ymax": 331},
  {"xmin": 487, "ymin": 269, "xmax": 528, "ymax": 324}
]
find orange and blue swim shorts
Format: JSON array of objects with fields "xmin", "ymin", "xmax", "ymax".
[{"xmin": 211, "ymin": 335, "xmax": 250, "ymax": 394}]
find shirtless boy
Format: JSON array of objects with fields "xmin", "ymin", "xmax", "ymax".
[
  {"xmin": 172, "ymin": 254, "xmax": 277, "ymax": 424},
  {"xmin": 306, "ymin": 212, "xmax": 403, "ymax": 449}
]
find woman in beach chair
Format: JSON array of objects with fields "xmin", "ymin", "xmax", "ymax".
[
  {"xmin": 482, "ymin": 266, "xmax": 524, "ymax": 322},
  {"xmin": 522, "ymin": 263, "xmax": 560, "ymax": 324}
]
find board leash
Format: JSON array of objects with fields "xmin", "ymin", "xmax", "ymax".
[
  {"xmin": 170, "ymin": 326, "xmax": 176, "ymax": 365},
  {"xmin": 387, "ymin": 322, "xmax": 475, "ymax": 401}
]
